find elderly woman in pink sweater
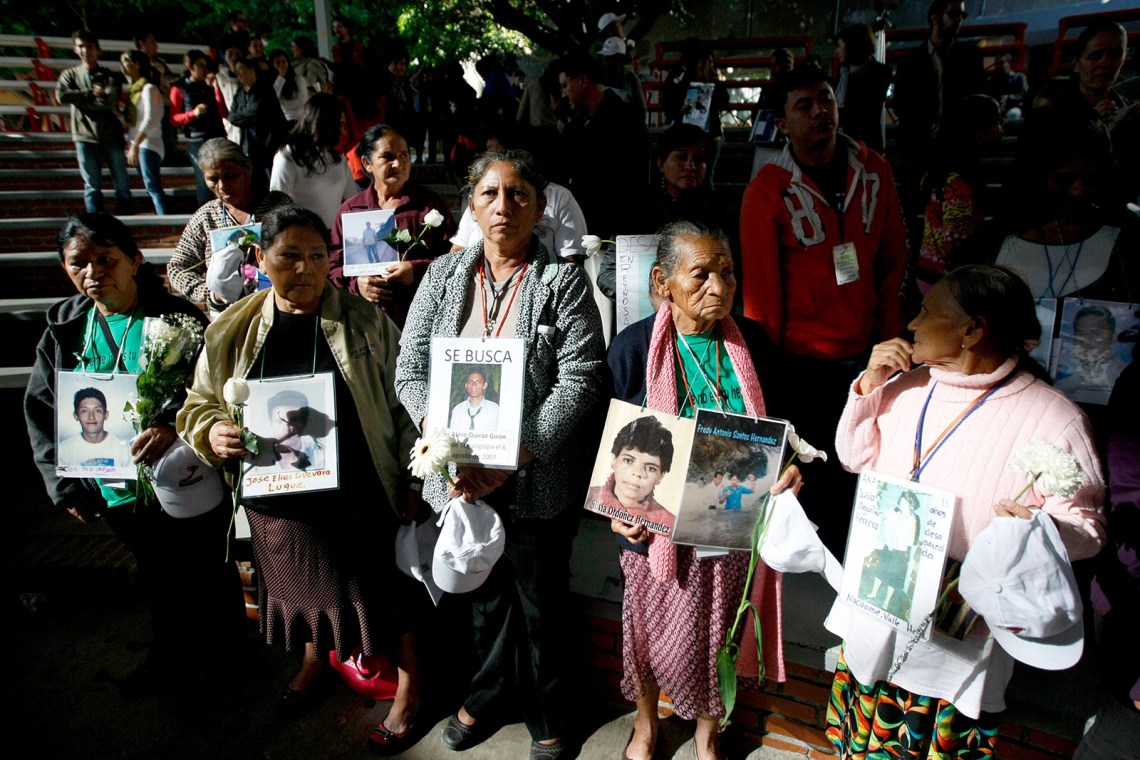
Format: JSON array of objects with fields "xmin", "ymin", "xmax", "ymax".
[{"xmin": 825, "ymin": 264, "xmax": 1105, "ymax": 759}]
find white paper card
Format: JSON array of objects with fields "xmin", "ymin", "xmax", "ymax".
[
  {"xmin": 614, "ymin": 234, "xmax": 658, "ymax": 336},
  {"xmin": 426, "ymin": 337, "xmax": 526, "ymax": 469}
]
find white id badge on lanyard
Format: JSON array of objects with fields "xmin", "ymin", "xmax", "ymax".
[{"xmin": 833, "ymin": 242, "xmax": 860, "ymax": 286}]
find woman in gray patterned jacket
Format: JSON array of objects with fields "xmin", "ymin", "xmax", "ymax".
[{"xmin": 395, "ymin": 150, "xmax": 605, "ymax": 760}]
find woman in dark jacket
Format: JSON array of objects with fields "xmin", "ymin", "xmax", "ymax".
[{"xmin": 24, "ymin": 213, "xmax": 244, "ymax": 694}]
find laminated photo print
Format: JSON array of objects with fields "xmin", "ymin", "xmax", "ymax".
[
  {"xmin": 1053, "ymin": 298, "xmax": 1138, "ymax": 405},
  {"xmin": 671, "ymin": 410, "xmax": 788, "ymax": 551},
  {"xmin": 341, "ymin": 208, "xmax": 398, "ymax": 276},
  {"xmin": 681, "ymin": 82, "xmax": 714, "ymax": 131},
  {"xmin": 840, "ymin": 470, "xmax": 957, "ymax": 638},
  {"xmin": 208, "ymin": 223, "xmax": 269, "ymax": 293},
  {"xmin": 240, "ymin": 373, "xmax": 339, "ymax": 497},
  {"xmin": 55, "ymin": 371, "xmax": 138, "ymax": 479},
  {"xmin": 583, "ymin": 399, "xmax": 696, "ymax": 536},
  {"xmin": 426, "ymin": 337, "xmax": 526, "ymax": 469}
]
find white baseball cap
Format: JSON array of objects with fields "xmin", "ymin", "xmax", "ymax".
[
  {"xmin": 958, "ymin": 509, "xmax": 1083, "ymax": 670},
  {"xmin": 598, "ymin": 12, "xmax": 626, "ymax": 31},
  {"xmin": 150, "ymin": 437, "xmax": 223, "ymax": 518},
  {"xmin": 395, "ymin": 519, "xmax": 444, "ymax": 605},
  {"xmin": 759, "ymin": 490, "xmax": 845, "ymax": 591},
  {"xmin": 600, "ymin": 37, "xmax": 627, "ymax": 57},
  {"xmin": 432, "ymin": 497, "xmax": 505, "ymax": 594}
]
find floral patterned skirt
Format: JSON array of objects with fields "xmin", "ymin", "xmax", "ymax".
[{"xmin": 825, "ymin": 651, "xmax": 1001, "ymax": 760}]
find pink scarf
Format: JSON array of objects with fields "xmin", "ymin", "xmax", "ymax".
[{"xmin": 643, "ymin": 301, "xmax": 785, "ymax": 682}]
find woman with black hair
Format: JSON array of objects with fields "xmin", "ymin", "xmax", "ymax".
[
  {"xmin": 25, "ymin": 213, "xmax": 244, "ymax": 694},
  {"xmin": 120, "ymin": 49, "xmax": 168, "ymax": 215},
  {"xmin": 329, "ymin": 122, "xmax": 455, "ymax": 327},
  {"xmin": 270, "ymin": 93, "xmax": 356, "ymax": 227},
  {"xmin": 290, "ymin": 36, "xmax": 329, "ymax": 95},
  {"xmin": 269, "ymin": 48, "xmax": 308, "ymax": 127},
  {"xmin": 834, "ymin": 23, "xmax": 892, "ymax": 154}
]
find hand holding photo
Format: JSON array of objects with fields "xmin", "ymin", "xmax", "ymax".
[{"xmin": 341, "ymin": 208, "xmax": 398, "ymax": 276}]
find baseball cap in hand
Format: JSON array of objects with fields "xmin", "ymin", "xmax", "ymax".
[
  {"xmin": 150, "ymin": 437, "xmax": 223, "ymax": 518},
  {"xmin": 396, "ymin": 519, "xmax": 444, "ymax": 605},
  {"xmin": 958, "ymin": 509, "xmax": 1083, "ymax": 670},
  {"xmin": 432, "ymin": 497, "xmax": 505, "ymax": 594},
  {"xmin": 759, "ymin": 490, "xmax": 845, "ymax": 591}
]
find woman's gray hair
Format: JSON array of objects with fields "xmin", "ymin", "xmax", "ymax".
[
  {"xmin": 941, "ymin": 264, "xmax": 1040, "ymax": 360},
  {"xmin": 653, "ymin": 220, "xmax": 730, "ymax": 278},
  {"xmin": 197, "ymin": 137, "xmax": 250, "ymax": 170},
  {"xmin": 465, "ymin": 150, "xmax": 548, "ymax": 197}
]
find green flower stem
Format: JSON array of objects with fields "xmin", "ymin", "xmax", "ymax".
[
  {"xmin": 224, "ymin": 404, "xmax": 244, "ymax": 563},
  {"xmin": 1012, "ymin": 471, "xmax": 1041, "ymax": 504}
]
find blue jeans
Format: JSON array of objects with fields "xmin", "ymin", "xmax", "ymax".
[
  {"xmin": 76, "ymin": 141, "xmax": 133, "ymax": 214},
  {"xmin": 137, "ymin": 147, "xmax": 168, "ymax": 215}
]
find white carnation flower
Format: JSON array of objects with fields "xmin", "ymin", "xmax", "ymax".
[{"xmin": 1011, "ymin": 441, "xmax": 1082, "ymax": 498}]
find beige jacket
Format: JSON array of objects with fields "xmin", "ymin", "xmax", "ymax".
[{"xmin": 176, "ymin": 287, "xmax": 417, "ymax": 517}]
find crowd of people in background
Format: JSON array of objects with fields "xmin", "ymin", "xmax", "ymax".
[{"xmin": 36, "ymin": 3, "xmax": 1139, "ymax": 759}]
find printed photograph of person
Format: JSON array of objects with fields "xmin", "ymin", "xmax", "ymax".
[
  {"xmin": 448, "ymin": 365, "xmax": 501, "ymax": 432},
  {"xmin": 269, "ymin": 389, "xmax": 324, "ymax": 471},
  {"xmin": 673, "ymin": 411, "xmax": 787, "ymax": 550},
  {"xmin": 1055, "ymin": 301, "xmax": 1137, "ymax": 404},
  {"xmin": 58, "ymin": 387, "xmax": 131, "ymax": 469},
  {"xmin": 341, "ymin": 208, "xmax": 396, "ymax": 272},
  {"xmin": 858, "ymin": 489, "xmax": 923, "ymax": 620},
  {"xmin": 588, "ymin": 415, "xmax": 675, "ymax": 529},
  {"xmin": 718, "ymin": 472, "xmax": 752, "ymax": 511}
]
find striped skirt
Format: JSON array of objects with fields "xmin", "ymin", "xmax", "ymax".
[{"xmin": 825, "ymin": 651, "xmax": 1001, "ymax": 759}]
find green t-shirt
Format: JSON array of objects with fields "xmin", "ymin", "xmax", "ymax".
[
  {"xmin": 74, "ymin": 307, "xmax": 144, "ymax": 507},
  {"xmin": 674, "ymin": 328, "xmax": 746, "ymax": 419}
]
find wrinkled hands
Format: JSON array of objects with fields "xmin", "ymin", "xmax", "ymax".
[
  {"xmin": 358, "ymin": 264, "xmax": 414, "ymax": 306},
  {"xmin": 209, "ymin": 419, "xmax": 248, "ymax": 459},
  {"xmin": 858, "ymin": 338, "xmax": 914, "ymax": 395},
  {"xmin": 449, "ymin": 464, "xmax": 511, "ymax": 503},
  {"xmin": 772, "ymin": 464, "xmax": 803, "ymax": 497},
  {"xmin": 130, "ymin": 425, "xmax": 177, "ymax": 467},
  {"xmin": 611, "ymin": 518, "xmax": 648, "ymax": 544}
]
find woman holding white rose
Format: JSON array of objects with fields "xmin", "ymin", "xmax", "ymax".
[
  {"xmin": 329, "ymin": 123, "xmax": 455, "ymax": 327},
  {"xmin": 825, "ymin": 264, "xmax": 1105, "ymax": 758},
  {"xmin": 394, "ymin": 150, "xmax": 605, "ymax": 760},
  {"xmin": 177, "ymin": 205, "xmax": 425, "ymax": 750},
  {"xmin": 26, "ymin": 213, "xmax": 243, "ymax": 694}
]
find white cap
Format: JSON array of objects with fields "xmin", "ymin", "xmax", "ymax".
[
  {"xmin": 432, "ymin": 497, "xmax": 505, "ymax": 594},
  {"xmin": 150, "ymin": 437, "xmax": 223, "ymax": 518},
  {"xmin": 598, "ymin": 12, "xmax": 626, "ymax": 31},
  {"xmin": 600, "ymin": 37, "xmax": 627, "ymax": 57},
  {"xmin": 205, "ymin": 243, "xmax": 247, "ymax": 304},
  {"xmin": 395, "ymin": 519, "xmax": 444, "ymax": 605},
  {"xmin": 759, "ymin": 490, "xmax": 845, "ymax": 591},
  {"xmin": 958, "ymin": 509, "xmax": 1083, "ymax": 670}
]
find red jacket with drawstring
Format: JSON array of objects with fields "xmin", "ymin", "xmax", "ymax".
[{"xmin": 740, "ymin": 137, "xmax": 908, "ymax": 360}]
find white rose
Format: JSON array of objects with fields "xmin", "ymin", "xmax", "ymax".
[
  {"xmin": 423, "ymin": 209, "xmax": 445, "ymax": 228},
  {"xmin": 396, "ymin": 228, "xmax": 413, "ymax": 244},
  {"xmin": 223, "ymin": 377, "xmax": 250, "ymax": 406}
]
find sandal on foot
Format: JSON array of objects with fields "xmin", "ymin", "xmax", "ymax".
[{"xmin": 368, "ymin": 720, "xmax": 414, "ymax": 754}]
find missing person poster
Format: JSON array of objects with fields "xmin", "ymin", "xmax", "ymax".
[
  {"xmin": 1053, "ymin": 298, "xmax": 1138, "ymax": 406},
  {"xmin": 681, "ymin": 82, "xmax": 715, "ymax": 131},
  {"xmin": 209, "ymin": 223, "xmax": 270, "ymax": 293},
  {"xmin": 615, "ymin": 234, "xmax": 658, "ymax": 337},
  {"xmin": 840, "ymin": 470, "xmax": 956, "ymax": 638},
  {"xmin": 671, "ymin": 410, "xmax": 789, "ymax": 551},
  {"xmin": 425, "ymin": 337, "xmax": 525, "ymax": 469},
  {"xmin": 55, "ymin": 371, "xmax": 138, "ymax": 479},
  {"xmin": 340, "ymin": 208, "xmax": 399, "ymax": 276},
  {"xmin": 241, "ymin": 373, "xmax": 339, "ymax": 497},
  {"xmin": 583, "ymin": 399, "xmax": 695, "ymax": 536}
]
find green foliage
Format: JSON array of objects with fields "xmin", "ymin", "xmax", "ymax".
[
  {"xmin": 715, "ymin": 645, "xmax": 738, "ymax": 721},
  {"xmin": 396, "ymin": 1, "xmax": 529, "ymax": 66}
]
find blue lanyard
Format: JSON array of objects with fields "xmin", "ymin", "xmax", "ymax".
[{"xmin": 910, "ymin": 373, "xmax": 1013, "ymax": 482}]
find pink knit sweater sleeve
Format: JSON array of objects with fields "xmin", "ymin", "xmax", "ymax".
[
  {"xmin": 1030, "ymin": 411, "xmax": 1106, "ymax": 561},
  {"xmin": 834, "ymin": 371, "xmax": 891, "ymax": 474}
]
